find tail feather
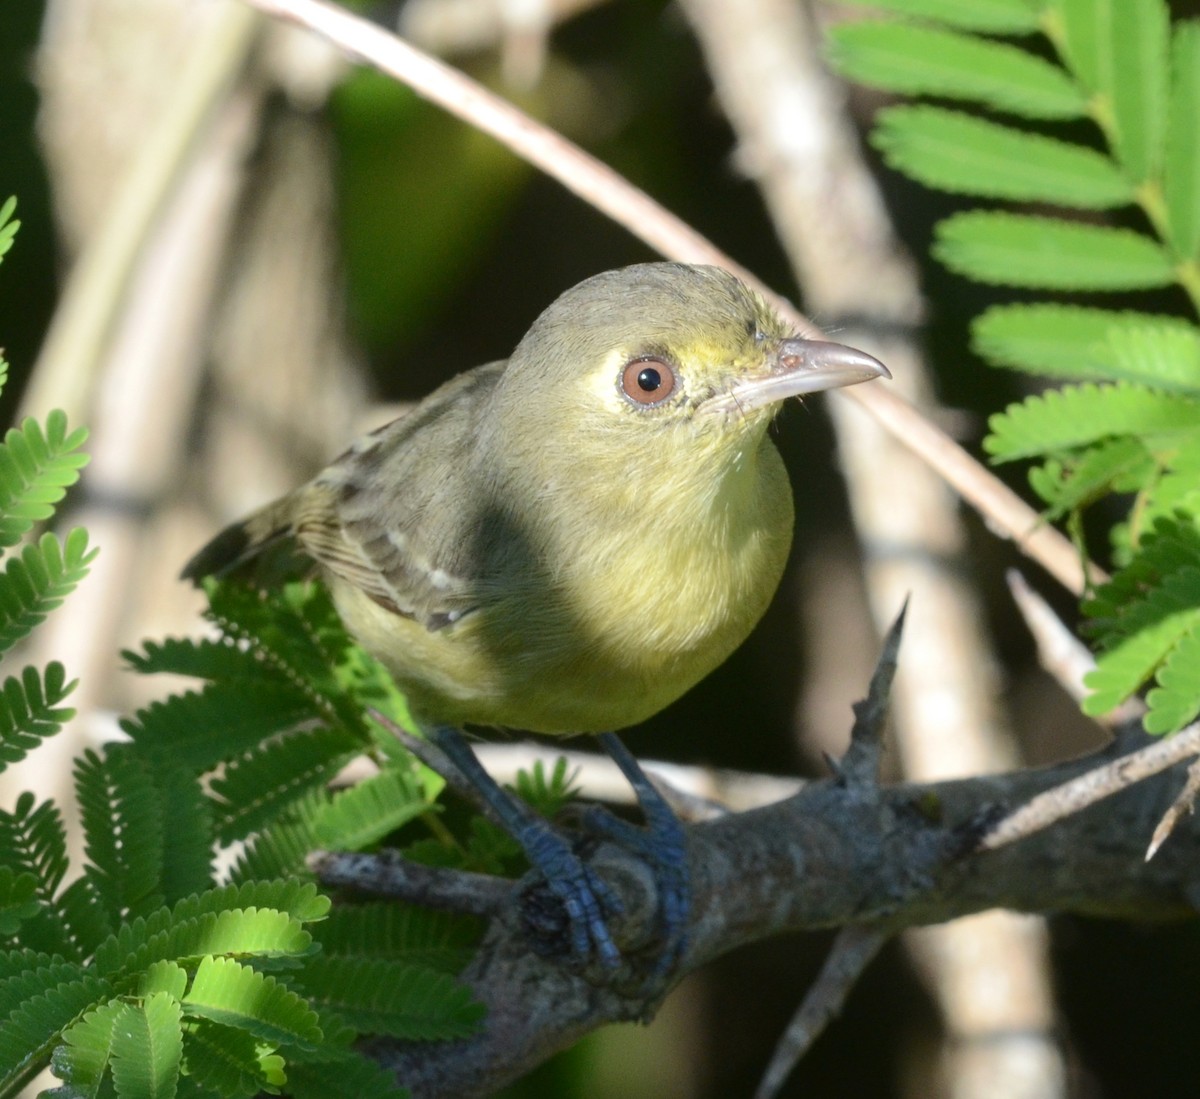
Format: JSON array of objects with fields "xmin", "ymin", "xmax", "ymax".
[{"xmin": 180, "ymin": 497, "xmax": 297, "ymax": 582}]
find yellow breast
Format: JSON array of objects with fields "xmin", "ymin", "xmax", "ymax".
[{"xmin": 333, "ymin": 437, "xmax": 794, "ymax": 734}]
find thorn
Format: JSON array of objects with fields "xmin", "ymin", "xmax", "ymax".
[
  {"xmin": 1147, "ymin": 757, "xmax": 1200, "ymax": 860},
  {"xmin": 755, "ymin": 926, "xmax": 890, "ymax": 1099},
  {"xmin": 840, "ymin": 596, "xmax": 908, "ymax": 784}
]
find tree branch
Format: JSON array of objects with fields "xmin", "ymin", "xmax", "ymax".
[{"xmin": 343, "ymin": 734, "xmax": 1196, "ymax": 1098}]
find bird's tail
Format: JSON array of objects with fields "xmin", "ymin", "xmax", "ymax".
[{"xmin": 180, "ymin": 495, "xmax": 299, "ymax": 582}]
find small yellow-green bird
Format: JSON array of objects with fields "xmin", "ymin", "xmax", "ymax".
[{"xmin": 184, "ymin": 262, "xmax": 888, "ymax": 969}]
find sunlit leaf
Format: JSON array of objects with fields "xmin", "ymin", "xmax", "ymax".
[
  {"xmin": 1059, "ymin": 0, "xmax": 1170, "ymax": 181},
  {"xmin": 972, "ymin": 305, "xmax": 1196, "ymax": 379},
  {"xmin": 182, "ymin": 955, "xmax": 322, "ymax": 1048},
  {"xmin": 1164, "ymin": 20, "xmax": 1200, "ymax": 258},
  {"xmin": 873, "ymin": 105, "xmax": 1132, "ymax": 206},
  {"xmin": 109, "ymin": 993, "xmax": 183, "ymax": 1099},
  {"xmin": 1102, "ymin": 324, "xmax": 1200, "ymax": 395},
  {"xmin": 828, "ymin": 22, "xmax": 1087, "ymax": 117},
  {"xmin": 986, "ymin": 383, "xmax": 1200, "ymax": 461},
  {"xmin": 935, "ymin": 212, "xmax": 1174, "ymax": 289}
]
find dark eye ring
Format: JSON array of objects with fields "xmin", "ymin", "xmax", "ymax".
[{"xmin": 620, "ymin": 357, "xmax": 677, "ymax": 406}]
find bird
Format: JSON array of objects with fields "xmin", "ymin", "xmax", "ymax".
[{"xmin": 183, "ymin": 262, "xmax": 889, "ymax": 971}]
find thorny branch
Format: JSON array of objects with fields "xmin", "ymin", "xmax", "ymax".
[
  {"xmin": 311, "ymin": 617, "xmax": 1199, "ymax": 1099},
  {"xmin": 360, "ymin": 740, "xmax": 1198, "ymax": 1099}
]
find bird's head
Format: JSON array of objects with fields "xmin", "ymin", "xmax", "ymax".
[
  {"xmin": 499, "ymin": 263, "xmax": 887, "ymax": 444},
  {"xmin": 488, "ymin": 263, "xmax": 889, "ymax": 514}
]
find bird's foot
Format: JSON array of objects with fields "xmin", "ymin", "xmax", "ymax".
[
  {"xmin": 516, "ymin": 817, "xmax": 624, "ymax": 968},
  {"xmin": 582, "ymin": 732, "xmax": 691, "ymax": 977},
  {"xmin": 577, "ymin": 802, "xmax": 689, "ymax": 977}
]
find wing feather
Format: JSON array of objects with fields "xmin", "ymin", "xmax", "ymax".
[{"xmin": 294, "ymin": 361, "xmax": 506, "ymax": 631}]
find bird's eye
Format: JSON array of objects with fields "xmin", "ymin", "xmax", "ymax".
[{"xmin": 620, "ymin": 357, "xmax": 677, "ymax": 406}]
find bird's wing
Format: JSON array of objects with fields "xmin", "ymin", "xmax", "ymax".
[{"xmin": 294, "ymin": 361, "xmax": 506, "ymax": 631}]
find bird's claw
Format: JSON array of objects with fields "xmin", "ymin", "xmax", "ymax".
[
  {"xmin": 517, "ymin": 818, "xmax": 624, "ymax": 968},
  {"xmin": 579, "ymin": 803, "xmax": 690, "ymax": 977}
]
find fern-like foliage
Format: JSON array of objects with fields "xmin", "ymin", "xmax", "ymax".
[
  {"xmin": 290, "ymin": 955, "xmax": 485, "ymax": 1040},
  {"xmin": 0, "ymin": 199, "xmax": 481, "ymax": 1095},
  {"xmin": 0, "ymin": 412, "xmax": 91, "ymax": 553},
  {"xmin": 0, "ymin": 663, "xmax": 77, "ymax": 769},
  {"xmin": 830, "ymin": 0, "xmax": 1200, "ymax": 732},
  {"xmin": 0, "ymin": 201, "xmax": 91, "ymax": 773},
  {"xmin": 2, "ymin": 578, "xmax": 499, "ymax": 1098},
  {"xmin": 7, "ymin": 600, "xmax": 466, "ymax": 1096}
]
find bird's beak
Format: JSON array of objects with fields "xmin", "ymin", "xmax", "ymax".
[{"xmin": 701, "ymin": 338, "xmax": 890, "ymax": 416}]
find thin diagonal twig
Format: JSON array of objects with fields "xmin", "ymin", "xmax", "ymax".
[
  {"xmin": 978, "ymin": 721, "xmax": 1200, "ymax": 853},
  {"xmin": 755, "ymin": 926, "xmax": 891, "ymax": 1099}
]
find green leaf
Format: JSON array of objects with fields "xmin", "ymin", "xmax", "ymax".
[
  {"xmin": 122, "ymin": 683, "xmax": 318, "ymax": 774},
  {"xmin": 75, "ymin": 747, "xmax": 166, "ymax": 923},
  {"xmin": 94, "ymin": 906, "xmax": 314, "ymax": 980},
  {"xmin": 872, "ymin": 106, "xmax": 1132, "ymax": 207},
  {"xmin": 513, "ymin": 756, "xmax": 581, "ymax": 818},
  {"xmin": 124, "ymin": 636, "xmax": 285, "ymax": 684},
  {"xmin": 312, "ymin": 903, "xmax": 478, "ymax": 973},
  {"xmin": 831, "ymin": 0, "xmax": 1041, "ymax": 34},
  {"xmin": 0, "ymin": 529, "xmax": 98, "ymax": 655},
  {"xmin": 140, "ymin": 961, "xmax": 188, "ymax": 1001},
  {"xmin": 228, "ymin": 814, "xmax": 321, "ymax": 884},
  {"xmin": 1143, "ymin": 439, "xmax": 1200, "ymax": 533},
  {"xmin": 155, "ymin": 768, "xmax": 214, "ymax": 906},
  {"xmin": 93, "ymin": 884, "xmax": 321, "ymax": 977},
  {"xmin": 206, "ymin": 581, "xmax": 371, "ymax": 737},
  {"xmin": 52, "ymin": 998, "xmax": 124, "ymax": 1097},
  {"xmin": 1145, "ymin": 622, "xmax": 1200, "ymax": 732},
  {"xmin": 291, "ymin": 956, "xmax": 483, "ymax": 1040},
  {"xmin": 312, "ymin": 770, "xmax": 428, "ymax": 851},
  {"xmin": 183, "ymin": 1018, "xmax": 286, "ymax": 1098},
  {"xmin": 1028, "ymin": 437, "xmax": 1153, "ymax": 516},
  {"xmin": 987, "ymin": 383, "xmax": 1200, "ymax": 461},
  {"xmin": 1084, "ymin": 566, "xmax": 1200, "ymax": 715},
  {"xmin": 0, "ymin": 662, "xmax": 77, "ymax": 767},
  {"xmin": 1165, "ymin": 21, "xmax": 1200, "ymax": 258},
  {"xmin": 109, "ymin": 994, "xmax": 183, "ymax": 1099},
  {"xmin": 54, "ymin": 876, "xmax": 115, "ymax": 962},
  {"xmin": 0, "ymin": 197, "xmax": 18, "ymax": 265},
  {"xmin": 1058, "ymin": 0, "xmax": 1170, "ymax": 182},
  {"xmin": 0, "ymin": 866, "xmax": 41, "ymax": 935},
  {"xmin": 1083, "ymin": 517, "xmax": 1200, "ymax": 629},
  {"xmin": 0, "ymin": 974, "xmax": 112, "ymax": 1089},
  {"xmin": 973, "ymin": 305, "xmax": 1200, "ymax": 385},
  {"xmin": 0, "ymin": 956, "xmax": 89, "ymax": 1020},
  {"xmin": 150, "ymin": 880, "xmax": 329, "ymax": 936},
  {"xmin": 827, "ymin": 22, "xmax": 1087, "ymax": 118},
  {"xmin": 0, "ymin": 413, "xmax": 90, "ymax": 550},
  {"xmin": 0, "ymin": 946, "xmax": 57, "ymax": 981},
  {"xmin": 934, "ymin": 212, "xmax": 1175, "ymax": 289},
  {"xmin": 1102, "ymin": 324, "xmax": 1200, "ymax": 395},
  {"xmin": 210, "ymin": 726, "xmax": 360, "ymax": 844},
  {"xmin": 284, "ymin": 1053, "xmax": 408, "ymax": 1099},
  {"xmin": 0, "ymin": 791, "xmax": 69, "ymax": 899},
  {"xmin": 183, "ymin": 955, "xmax": 322, "ymax": 1048}
]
